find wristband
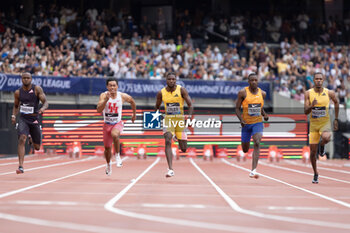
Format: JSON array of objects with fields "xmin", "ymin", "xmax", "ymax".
[{"xmin": 11, "ymin": 115, "xmax": 16, "ymax": 118}]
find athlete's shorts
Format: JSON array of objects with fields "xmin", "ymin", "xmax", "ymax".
[
  {"xmin": 17, "ymin": 116, "xmax": 41, "ymax": 144},
  {"xmin": 309, "ymin": 122, "xmax": 331, "ymax": 144},
  {"xmin": 241, "ymin": 122, "xmax": 263, "ymax": 143},
  {"xmin": 103, "ymin": 121, "xmax": 124, "ymax": 147},
  {"xmin": 163, "ymin": 116, "xmax": 187, "ymax": 140}
]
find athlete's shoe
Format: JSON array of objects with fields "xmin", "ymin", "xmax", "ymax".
[
  {"xmin": 165, "ymin": 169, "xmax": 175, "ymax": 178},
  {"xmin": 16, "ymin": 166, "xmax": 24, "ymax": 174},
  {"xmin": 116, "ymin": 154, "xmax": 123, "ymax": 167},
  {"xmin": 105, "ymin": 163, "xmax": 112, "ymax": 176},
  {"xmin": 249, "ymin": 169, "xmax": 259, "ymax": 179},
  {"xmin": 312, "ymin": 174, "xmax": 319, "ymax": 184},
  {"xmin": 319, "ymin": 144, "xmax": 326, "ymax": 157}
]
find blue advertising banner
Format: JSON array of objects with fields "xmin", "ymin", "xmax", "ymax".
[{"xmin": 0, "ymin": 74, "xmax": 270, "ymax": 100}]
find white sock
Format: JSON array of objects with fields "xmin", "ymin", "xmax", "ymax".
[
  {"xmin": 116, "ymin": 153, "xmax": 120, "ymax": 159},
  {"xmin": 252, "ymin": 169, "xmax": 256, "ymax": 173}
]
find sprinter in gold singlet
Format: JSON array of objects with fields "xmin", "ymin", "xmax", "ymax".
[
  {"xmin": 304, "ymin": 72, "xmax": 339, "ymax": 184},
  {"xmin": 155, "ymin": 72, "xmax": 193, "ymax": 178}
]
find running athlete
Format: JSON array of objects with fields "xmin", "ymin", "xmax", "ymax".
[
  {"xmin": 97, "ymin": 78, "xmax": 136, "ymax": 176},
  {"xmin": 304, "ymin": 72, "xmax": 339, "ymax": 184},
  {"xmin": 155, "ymin": 72, "xmax": 193, "ymax": 177},
  {"xmin": 11, "ymin": 73, "xmax": 48, "ymax": 174},
  {"xmin": 236, "ymin": 73, "xmax": 268, "ymax": 179}
]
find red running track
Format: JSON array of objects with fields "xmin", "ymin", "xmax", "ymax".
[{"xmin": 0, "ymin": 155, "xmax": 350, "ymax": 233}]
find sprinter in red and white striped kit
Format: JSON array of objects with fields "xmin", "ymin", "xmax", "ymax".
[{"xmin": 97, "ymin": 78, "xmax": 136, "ymax": 176}]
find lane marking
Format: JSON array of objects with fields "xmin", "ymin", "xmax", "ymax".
[
  {"xmin": 0, "ymin": 155, "xmax": 35, "ymax": 160},
  {"xmin": 142, "ymin": 203, "xmax": 205, "ymax": 209},
  {"xmin": 0, "ymin": 157, "xmax": 95, "ymax": 176},
  {"xmin": 0, "ymin": 212, "xmax": 155, "ymax": 233},
  {"xmin": 191, "ymin": 158, "xmax": 350, "ymax": 230},
  {"xmin": 222, "ymin": 159, "xmax": 350, "ymax": 209},
  {"xmin": 0, "ymin": 156, "xmax": 62, "ymax": 166},
  {"xmin": 284, "ymin": 160, "xmax": 350, "ymax": 175},
  {"xmin": 105, "ymin": 158, "xmax": 306, "ymax": 233},
  {"xmin": 0, "ymin": 157, "xmax": 128, "ymax": 199},
  {"xmin": 260, "ymin": 161, "xmax": 350, "ymax": 184},
  {"xmin": 267, "ymin": 206, "xmax": 331, "ymax": 211},
  {"xmin": 16, "ymin": 200, "xmax": 78, "ymax": 206}
]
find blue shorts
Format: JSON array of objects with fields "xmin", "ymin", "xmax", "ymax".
[{"xmin": 241, "ymin": 122, "xmax": 263, "ymax": 143}]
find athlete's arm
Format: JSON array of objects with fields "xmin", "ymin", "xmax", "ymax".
[
  {"xmin": 11, "ymin": 90, "xmax": 20, "ymax": 125},
  {"xmin": 96, "ymin": 92, "xmax": 109, "ymax": 113},
  {"xmin": 329, "ymin": 90, "xmax": 339, "ymax": 131},
  {"xmin": 261, "ymin": 90, "xmax": 269, "ymax": 121},
  {"xmin": 235, "ymin": 89, "xmax": 246, "ymax": 127},
  {"xmin": 36, "ymin": 86, "xmax": 48, "ymax": 114},
  {"xmin": 155, "ymin": 91, "xmax": 162, "ymax": 111},
  {"xmin": 304, "ymin": 91, "xmax": 316, "ymax": 115},
  {"xmin": 181, "ymin": 87, "xmax": 193, "ymax": 116},
  {"xmin": 121, "ymin": 93, "xmax": 136, "ymax": 123}
]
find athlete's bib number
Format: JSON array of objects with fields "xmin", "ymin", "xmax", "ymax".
[
  {"xmin": 20, "ymin": 105, "xmax": 34, "ymax": 114},
  {"xmin": 312, "ymin": 107, "xmax": 326, "ymax": 118},
  {"xmin": 166, "ymin": 103, "xmax": 181, "ymax": 115},
  {"xmin": 105, "ymin": 113, "xmax": 119, "ymax": 124},
  {"xmin": 248, "ymin": 103, "xmax": 261, "ymax": 116}
]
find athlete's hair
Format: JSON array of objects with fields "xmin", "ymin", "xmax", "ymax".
[
  {"xmin": 21, "ymin": 72, "xmax": 32, "ymax": 78},
  {"xmin": 106, "ymin": 77, "xmax": 118, "ymax": 85},
  {"xmin": 314, "ymin": 72, "xmax": 324, "ymax": 78},
  {"xmin": 166, "ymin": 72, "xmax": 176, "ymax": 78},
  {"xmin": 248, "ymin": 73, "xmax": 257, "ymax": 80}
]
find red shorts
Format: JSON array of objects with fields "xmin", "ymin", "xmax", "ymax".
[{"xmin": 103, "ymin": 121, "xmax": 124, "ymax": 147}]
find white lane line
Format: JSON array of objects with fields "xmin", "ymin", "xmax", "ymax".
[
  {"xmin": 284, "ymin": 160, "xmax": 350, "ymax": 175},
  {"xmin": 0, "ymin": 212, "xmax": 156, "ymax": 233},
  {"xmin": 0, "ymin": 157, "xmax": 95, "ymax": 176},
  {"xmin": 141, "ymin": 203, "xmax": 205, "ymax": 209},
  {"xmin": 16, "ymin": 200, "xmax": 78, "ymax": 206},
  {"xmin": 267, "ymin": 206, "xmax": 331, "ymax": 211},
  {"xmin": 192, "ymin": 158, "xmax": 350, "ymax": 230},
  {"xmin": 0, "ymin": 156, "xmax": 62, "ymax": 166},
  {"xmin": 105, "ymin": 158, "xmax": 305, "ymax": 233},
  {"xmin": 223, "ymin": 159, "xmax": 350, "ymax": 209},
  {"xmin": 0, "ymin": 157, "xmax": 128, "ymax": 199},
  {"xmin": 260, "ymin": 161, "xmax": 350, "ymax": 184},
  {"xmin": 318, "ymin": 160, "xmax": 350, "ymax": 168},
  {"xmin": 0, "ymin": 155, "xmax": 35, "ymax": 160}
]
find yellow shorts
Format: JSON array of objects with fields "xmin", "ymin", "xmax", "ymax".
[
  {"xmin": 309, "ymin": 122, "xmax": 331, "ymax": 144},
  {"xmin": 163, "ymin": 116, "xmax": 187, "ymax": 140}
]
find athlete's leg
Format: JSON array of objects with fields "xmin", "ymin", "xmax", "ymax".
[
  {"xmin": 29, "ymin": 123, "xmax": 41, "ymax": 151},
  {"xmin": 251, "ymin": 132, "xmax": 262, "ymax": 171},
  {"xmin": 164, "ymin": 132, "xmax": 173, "ymax": 170},
  {"xmin": 104, "ymin": 147, "xmax": 112, "ymax": 164},
  {"xmin": 18, "ymin": 134, "xmax": 27, "ymax": 167},
  {"xmin": 241, "ymin": 124, "xmax": 252, "ymax": 153},
  {"xmin": 111, "ymin": 128, "xmax": 121, "ymax": 155},
  {"xmin": 178, "ymin": 140, "xmax": 187, "ymax": 152}
]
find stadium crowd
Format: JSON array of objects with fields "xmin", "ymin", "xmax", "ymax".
[{"xmin": 0, "ymin": 4, "xmax": 349, "ymax": 104}]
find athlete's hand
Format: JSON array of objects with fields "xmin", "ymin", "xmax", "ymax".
[
  {"xmin": 311, "ymin": 98, "xmax": 318, "ymax": 107},
  {"xmin": 38, "ymin": 108, "xmax": 44, "ymax": 114},
  {"xmin": 104, "ymin": 92, "xmax": 111, "ymax": 101},
  {"xmin": 11, "ymin": 115, "xmax": 16, "ymax": 125},
  {"xmin": 240, "ymin": 119, "xmax": 246, "ymax": 128},
  {"xmin": 263, "ymin": 114, "xmax": 269, "ymax": 121},
  {"xmin": 333, "ymin": 119, "xmax": 338, "ymax": 131},
  {"xmin": 131, "ymin": 113, "xmax": 136, "ymax": 123}
]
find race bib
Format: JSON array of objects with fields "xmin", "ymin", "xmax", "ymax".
[
  {"xmin": 20, "ymin": 105, "xmax": 34, "ymax": 114},
  {"xmin": 104, "ymin": 113, "xmax": 119, "ymax": 124},
  {"xmin": 248, "ymin": 103, "xmax": 261, "ymax": 116},
  {"xmin": 312, "ymin": 107, "xmax": 326, "ymax": 118},
  {"xmin": 166, "ymin": 103, "xmax": 181, "ymax": 115}
]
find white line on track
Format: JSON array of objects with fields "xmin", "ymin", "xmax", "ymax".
[
  {"xmin": 0, "ymin": 157, "xmax": 95, "ymax": 176},
  {"xmin": 15, "ymin": 200, "xmax": 79, "ymax": 206},
  {"xmin": 191, "ymin": 158, "xmax": 350, "ymax": 230},
  {"xmin": 267, "ymin": 206, "xmax": 331, "ymax": 211},
  {"xmin": 222, "ymin": 159, "xmax": 350, "ymax": 209},
  {"xmin": 0, "ymin": 154, "xmax": 35, "ymax": 160},
  {"xmin": 0, "ymin": 156, "xmax": 62, "ymax": 166},
  {"xmin": 141, "ymin": 203, "xmax": 206, "ymax": 209},
  {"xmin": 260, "ymin": 161, "xmax": 350, "ymax": 184},
  {"xmin": 0, "ymin": 157, "xmax": 127, "ymax": 199},
  {"xmin": 318, "ymin": 160, "xmax": 350, "ymax": 168},
  {"xmin": 284, "ymin": 160, "xmax": 350, "ymax": 175},
  {"xmin": 104, "ymin": 158, "xmax": 307, "ymax": 233},
  {"xmin": 0, "ymin": 158, "xmax": 151, "ymax": 233}
]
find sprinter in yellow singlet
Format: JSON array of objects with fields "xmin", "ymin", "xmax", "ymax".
[
  {"xmin": 304, "ymin": 72, "xmax": 339, "ymax": 184},
  {"xmin": 236, "ymin": 73, "xmax": 269, "ymax": 179},
  {"xmin": 155, "ymin": 72, "xmax": 193, "ymax": 178}
]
